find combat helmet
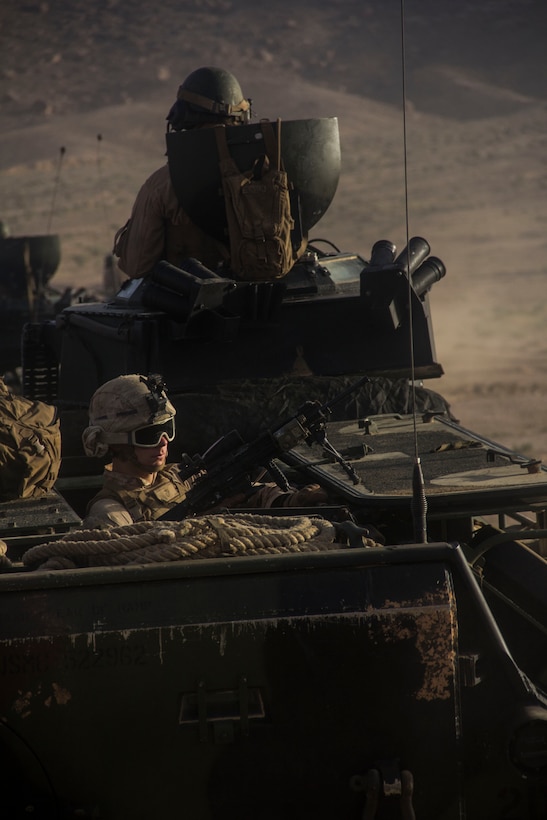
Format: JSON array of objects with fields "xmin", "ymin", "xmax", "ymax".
[
  {"xmin": 82, "ymin": 374, "xmax": 176, "ymax": 458},
  {"xmin": 166, "ymin": 66, "xmax": 251, "ymax": 131}
]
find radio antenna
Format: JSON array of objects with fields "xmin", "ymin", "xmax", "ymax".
[
  {"xmin": 46, "ymin": 145, "xmax": 65, "ymax": 235},
  {"xmin": 399, "ymin": 0, "xmax": 428, "ymax": 543},
  {"xmin": 96, "ymin": 133, "xmax": 111, "ymax": 243}
]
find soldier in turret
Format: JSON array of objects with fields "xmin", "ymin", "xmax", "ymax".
[
  {"xmin": 112, "ymin": 66, "xmax": 251, "ymax": 280},
  {"xmin": 81, "ymin": 373, "xmax": 327, "ymax": 528}
]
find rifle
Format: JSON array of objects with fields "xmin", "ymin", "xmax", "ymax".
[{"xmin": 160, "ymin": 375, "xmax": 370, "ymax": 520}]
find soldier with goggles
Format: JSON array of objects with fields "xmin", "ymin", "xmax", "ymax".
[{"xmin": 81, "ymin": 373, "xmax": 327, "ymax": 528}]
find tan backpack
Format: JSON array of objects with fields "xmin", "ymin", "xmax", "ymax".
[
  {"xmin": 215, "ymin": 120, "xmax": 297, "ymax": 281},
  {"xmin": 0, "ymin": 379, "xmax": 61, "ymax": 501}
]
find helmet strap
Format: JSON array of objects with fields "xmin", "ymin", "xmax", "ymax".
[{"xmin": 176, "ymin": 87, "xmax": 251, "ymax": 120}]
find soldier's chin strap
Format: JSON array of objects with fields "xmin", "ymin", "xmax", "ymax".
[{"xmin": 176, "ymin": 86, "xmax": 251, "ymax": 120}]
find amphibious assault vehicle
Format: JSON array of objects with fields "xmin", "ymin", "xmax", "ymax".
[{"xmin": 0, "ymin": 118, "xmax": 546, "ymax": 819}]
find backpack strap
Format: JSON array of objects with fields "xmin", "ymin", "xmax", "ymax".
[
  {"xmin": 260, "ymin": 120, "xmax": 283, "ymax": 171},
  {"xmin": 214, "ymin": 124, "xmax": 233, "ymax": 165}
]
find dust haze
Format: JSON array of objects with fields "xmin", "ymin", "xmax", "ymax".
[{"xmin": 1, "ymin": 0, "xmax": 546, "ymax": 460}]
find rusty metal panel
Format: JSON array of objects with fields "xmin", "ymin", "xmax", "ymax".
[{"xmin": 0, "ymin": 545, "xmax": 544, "ymax": 818}]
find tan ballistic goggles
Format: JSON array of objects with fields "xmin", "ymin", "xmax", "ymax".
[{"xmin": 129, "ymin": 417, "xmax": 176, "ymax": 448}]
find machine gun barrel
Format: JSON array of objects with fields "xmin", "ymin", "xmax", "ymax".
[{"xmin": 160, "ymin": 374, "xmax": 370, "ymax": 520}]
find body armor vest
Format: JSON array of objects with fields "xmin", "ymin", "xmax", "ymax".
[{"xmin": 88, "ymin": 465, "xmax": 192, "ymax": 522}]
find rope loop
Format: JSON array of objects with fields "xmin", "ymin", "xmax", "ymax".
[{"xmin": 22, "ymin": 513, "xmax": 337, "ymax": 570}]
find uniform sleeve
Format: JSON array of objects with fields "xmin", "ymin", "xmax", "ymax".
[
  {"xmin": 242, "ymin": 483, "xmax": 288, "ymax": 508},
  {"xmin": 114, "ymin": 167, "xmax": 173, "ymax": 279},
  {"xmin": 243, "ymin": 483, "xmax": 329, "ymax": 509},
  {"xmin": 81, "ymin": 497, "xmax": 134, "ymax": 529}
]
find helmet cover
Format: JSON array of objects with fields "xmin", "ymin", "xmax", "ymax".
[
  {"xmin": 167, "ymin": 66, "xmax": 250, "ymax": 130},
  {"xmin": 82, "ymin": 374, "xmax": 176, "ymax": 458}
]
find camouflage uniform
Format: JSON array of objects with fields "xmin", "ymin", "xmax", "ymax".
[
  {"xmin": 82, "ymin": 463, "xmax": 313, "ymax": 528},
  {"xmin": 113, "ymin": 165, "xmax": 228, "ymax": 279}
]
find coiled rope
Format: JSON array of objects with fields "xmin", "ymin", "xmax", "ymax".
[{"xmin": 22, "ymin": 513, "xmax": 338, "ymax": 571}]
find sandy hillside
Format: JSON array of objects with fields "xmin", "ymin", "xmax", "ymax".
[{"xmin": 1, "ymin": 0, "xmax": 546, "ymax": 461}]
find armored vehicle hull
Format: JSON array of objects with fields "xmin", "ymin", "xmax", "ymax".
[
  {"xmin": 1, "ymin": 116, "xmax": 546, "ymax": 817},
  {"xmin": 1, "ymin": 402, "xmax": 546, "ymax": 818},
  {"xmin": 1, "ymin": 540, "xmax": 546, "ymax": 819}
]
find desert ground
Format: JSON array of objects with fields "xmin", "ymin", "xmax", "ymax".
[{"xmin": 1, "ymin": 0, "xmax": 546, "ymax": 461}]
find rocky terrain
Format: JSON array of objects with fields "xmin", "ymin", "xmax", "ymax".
[{"xmin": 1, "ymin": 0, "xmax": 546, "ymax": 460}]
